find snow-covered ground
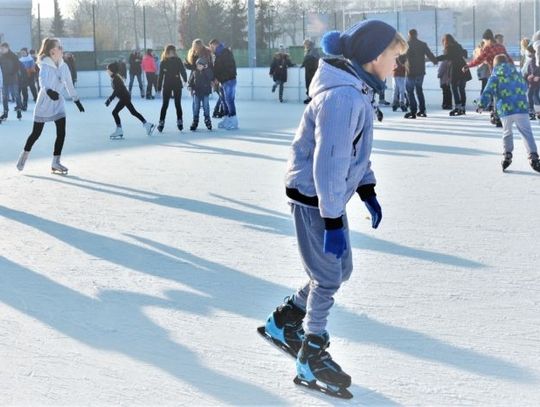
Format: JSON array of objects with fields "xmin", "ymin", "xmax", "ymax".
[{"xmin": 0, "ymin": 96, "xmax": 539, "ymax": 406}]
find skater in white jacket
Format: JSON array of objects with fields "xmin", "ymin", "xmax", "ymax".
[{"xmin": 16, "ymin": 38, "xmax": 85, "ymax": 174}]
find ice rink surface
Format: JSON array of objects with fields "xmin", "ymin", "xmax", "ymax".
[{"xmin": 0, "ymin": 96, "xmax": 539, "ymax": 406}]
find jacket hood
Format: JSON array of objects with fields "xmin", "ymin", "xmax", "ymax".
[
  {"xmin": 309, "ymin": 58, "xmax": 368, "ymax": 99},
  {"xmin": 39, "ymin": 56, "xmax": 65, "ymax": 69},
  {"xmin": 493, "ymin": 62, "xmax": 516, "ymax": 77}
]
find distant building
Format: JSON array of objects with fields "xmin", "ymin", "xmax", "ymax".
[{"xmin": 0, "ymin": 0, "xmax": 32, "ymax": 50}]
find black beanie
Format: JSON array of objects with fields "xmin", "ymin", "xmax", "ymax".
[{"xmin": 482, "ymin": 29, "xmax": 494, "ymax": 41}]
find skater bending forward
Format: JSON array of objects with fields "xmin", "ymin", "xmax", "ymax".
[
  {"xmin": 105, "ymin": 62, "xmax": 155, "ymax": 139},
  {"xmin": 261, "ymin": 21, "xmax": 407, "ymax": 396},
  {"xmin": 16, "ymin": 37, "xmax": 85, "ymax": 174}
]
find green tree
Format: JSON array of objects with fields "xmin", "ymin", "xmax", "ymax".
[
  {"xmin": 225, "ymin": 0, "xmax": 247, "ymax": 49},
  {"xmin": 50, "ymin": 0, "xmax": 66, "ymax": 37}
]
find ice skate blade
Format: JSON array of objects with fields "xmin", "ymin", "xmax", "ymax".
[
  {"xmin": 293, "ymin": 376, "xmax": 353, "ymax": 399},
  {"xmin": 257, "ymin": 326, "xmax": 297, "ymax": 358},
  {"xmin": 110, "ymin": 136, "xmax": 124, "ymax": 140},
  {"xmin": 51, "ymin": 168, "xmax": 68, "ymax": 175}
]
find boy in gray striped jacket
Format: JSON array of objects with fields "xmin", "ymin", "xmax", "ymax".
[{"xmin": 261, "ymin": 21, "xmax": 407, "ymax": 394}]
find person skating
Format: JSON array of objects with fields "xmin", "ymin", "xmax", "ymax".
[
  {"xmin": 392, "ymin": 55, "xmax": 408, "ymax": 111},
  {"xmin": 157, "ymin": 45, "xmax": 187, "ymax": 132},
  {"xmin": 477, "ymin": 54, "xmax": 540, "ymax": 172},
  {"xmin": 259, "ymin": 20, "xmax": 408, "ymax": 398},
  {"xmin": 188, "ymin": 57, "xmax": 214, "ymax": 131},
  {"xmin": 19, "ymin": 47, "xmax": 38, "ymax": 110},
  {"xmin": 269, "ymin": 47, "xmax": 294, "ymax": 102},
  {"xmin": 209, "ymin": 39, "xmax": 238, "ymax": 130},
  {"xmin": 16, "ymin": 38, "xmax": 85, "ymax": 174},
  {"xmin": 142, "ymin": 49, "xmax": 158, "ymax": 99},
  {"xmin": 128, "ymin": 49, "xmax": 144, "ymax": 97},
  {"xmin": 104, "ymin": 62, "xmax": 155, "ymax": 139},
  {"xmin": 301, "ymin": 39, "xmax": 320, "ymax": 104},
  {"xmin": 0, "ymin": 42, "xmax": 24, "ymax": 121}
]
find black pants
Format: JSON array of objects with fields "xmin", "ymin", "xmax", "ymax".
[
  {"xmin": 160, "ymin": 86, "xmax": 183, "ymax": 122},
  {"xmin": 112, "ymin": 100, "xmax": 146, "ymax": 126},
  {"xmin": 441, "ymin": 84, "xmax": 452, "ymax": 108},
  {"xmin": 451, "ymin": 79, "xmax": 467, "ymax": 108},
  {"xmin": 20, "ymin": 82, "xmax": 38, "ymax": 106},
  {"xmin": 145, "ymin": 72, "xmax": 157, "ymax": 98},
  {"xmin": 24, "ymin": 118, "xmax": 66, "ymax": 156}
]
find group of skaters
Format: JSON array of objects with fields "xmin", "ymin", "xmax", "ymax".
[{"xmin": 12, "ymin": 36, "xmax": 239, "ymax": 174}]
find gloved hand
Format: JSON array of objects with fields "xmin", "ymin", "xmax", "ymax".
[
  {"xmin": 46, "ymin": 89, "xmax": 59, "ymax": 101},
  {"xmin": 364, "ymin": 195, "xmax": 382, "ymax": 229},
  {"xmin": 105, "ymin": 98, "xmax": 111, "ymax": 107},
  {"xmin": 323, "ymin": 228, "xmax": 347, "ymax": 259},
  {"xmin": 75, "ymin": 100, "xmax": 85, "ymax": 112}
]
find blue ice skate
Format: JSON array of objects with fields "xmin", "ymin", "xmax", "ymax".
[
  {"xmin": 294, "ymin": 333, "xmax": 353, "ymax": 399},
  {"xmin": 257, "ymin": 297, "xmax": 305, "ymax": 358}
]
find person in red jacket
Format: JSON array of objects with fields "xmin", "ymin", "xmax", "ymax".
[{"xmin": 141, "ymin": 49, "xmax": 157, "ymax": 99}]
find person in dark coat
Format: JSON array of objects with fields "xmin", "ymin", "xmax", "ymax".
[
  {"xmin": 0, "ymin": 42, "xmax": 23, "ymax": 120},
  {"xmin": 187, "ymin": 57, "xmax": 214, "ymax": 131},
  {"xmin": 210, "ymin": 38, "xmax": 238, "ymax": 130},
  {"xmin": 128, "ymin": 50, "xmax": 144, "ymax": 97},
  {"xmin": 403, "ymin": 29, "xmax": 437, "ymax": 118},
  {"xmin": 436, "ymin": 34, "xmax": 471, "ymax": 116},
  {"xmin": 269, "ymin": 47, "xmax": 294, "ymax": 102},
  {"xmin": 156, "ymin": 44, "xmax": 187, "ymax": 132},
  {"xmin": 118, "ymin": 57, "xmax": 127, "ymax": 80},
  {"xmin": 301, "ymin": 39, "xmax": 320, "ymax": 104},
  {"xmin": 63, "ymin": 52, "xmax": 77, "ymax": 85},
  {"xmin": 105, "ymin": 62, "xmax": 155, "ymax": 139}
]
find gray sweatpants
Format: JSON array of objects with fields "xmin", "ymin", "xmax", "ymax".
[
  {"xmin": 290, "ymin": 203, "xmax": 353, "ymax": 336},
  {"xmin": 501, "ymin": 113, "xmax": 538, "ymax": 156}
]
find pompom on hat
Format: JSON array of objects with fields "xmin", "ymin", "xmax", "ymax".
[{"xmin": 320, "ymin": 20, "xmax": 397, "ymax": 65}]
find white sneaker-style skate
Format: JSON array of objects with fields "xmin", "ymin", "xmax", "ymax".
[
  {"xmin": 16, "ymin": 151, "xmax": 30, "ymax": 171},
  {"xmin": 217, "ymin": 116, "xmax": 230, "ymax": 129},
  {"xmin": 144, "ymin": 122, "xmax": 156, "ymax": 136},
  {"xmin": 51, "ymin": 155, "xmax": 68, "ymax": 175},
  {"xmin": 109, "ymin": 127, "xmax": 124, "ymax": 140},
  {"xmin": 224, "ymin": 116, "xmax": 238, "ymax": 130}
]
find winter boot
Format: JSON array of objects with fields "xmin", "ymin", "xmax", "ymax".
[
  {"xmin": 190, "ymin": 117, "xmax": 199, "ymax": 131},
  {"xmin": 16, "ymin": 151, "xmax": 30, "ymax": 171},
  {"xmin": 263, "ymin": 296, "xmax": 306, "ymax": 356},
  {"xmin": 501, "ymin": 152, "xmax": 513, "ymax": 172},
  {"xmin": 529, "ymin": 153, "xmax": 540, "ymax": 172},
  {"xmin": 109, "ymin": 127, "xmax": 124, "ymax": 140},
  {"xmin": 143, "ymin": 122, "xmax": 156, "ymax": 136},
  {"xmin": 296, "ymin": 332, "xmax": 352, "ymax": 389},
  {"xmin": 51, "ymin": 155, "xmax": 68, "ymax": 174},
  {"xmin": 417, "ymin": 111, "xmax": 427, "ymax": 117},
  {"xmin": 204, "ymin": 117, "xmax": 212, "ymax": 130},
  {"xmin": 157, "ymin": 120, "xmax": 165, "ymax": 133},
  {"xmin": 449, "ymin": 107, "xmax": 460, "ymax": 116},
  {"xmin": 177, "ymin": 119, "xmax": 183, "ymax": 131}
]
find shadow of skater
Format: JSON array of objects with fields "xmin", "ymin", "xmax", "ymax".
[{"xmin": 0, "ymin": 255, "xmax": 286, "ymax": 405}]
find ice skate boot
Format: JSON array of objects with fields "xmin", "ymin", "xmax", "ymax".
[
  {"xmin": 529, "ymin": 153, "xmax": 540, "ymax": 173},
  {"xmin": 454, "ymin": 108, "xmax": 466, "ymax": 116},
  {"xmin": 16, "ymin": 151, "xmax": 30, "ymax": 171},
  {"xmin": 157, "ymin": 120, "xmax": 165, "ymax": 133},
  {"xmin": 294, "ymin": 333, "xmax": 353, "ymax": 399},
  {"xmin": 144, "ymin": 122, "xmax": 155, "ymax": 136},
  {"xmin": 501, "ymin": 152, "xmax": 512, "ymax": 172},
  {"xmin": 51, "ymin": 155, "xmax": 68, "ymax": 175},
  {"xmin": 404, "ymin": 112, "xmax": 416, "ymax": 119},
  {"xmin": 0, "ymin": 112, "xmax": 8, "ymax": 121},
  {"xmin": 225, "ymin": 115, "xmax": 238, "ymax": 130},
  {"xmin": 109, "ymin": 127, "xmax": 124, "ymax": 140},
  {"xmin": 449, "ymin": 108, "xmax": 460, "ymax": 116},
  {"xmin": 258, "ymin": 296, "xmax": 305, "ymax": 357},
  {"xmin": 417, "ymin": 111, "xmax": 427, "ymax": 117},
  {"xmin": 204, "ymin": 117, "xmax": 212, "ymax": 130},
  {"xmin": 177, "ymin": 119, "xmax": 183, "ymax": 131},
  {"xmin": 190, "ymin": 118, "xmax": 199, "ymax": 131},
  {"xmin": 16, "ymin": 109, "xmax": 22, "ymax": 120},
  {"xmin": 400, "ymin": 103, "xmax": 408, "ymax": 112},
  {"xmin": 218, "ymin": 116, "xmax": 230, "ymax": 128}
]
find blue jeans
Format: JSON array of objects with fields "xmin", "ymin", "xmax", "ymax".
[
  {"xmin": 406, "ymin": 75, "xmax": 426, "ymax": 114},
  {"xmin": 222, "ymin": 79, "xmax": 236, "ymax": 117},
  {"xmin": 192, "ymin": 95, "xmax": 210, "ymax": 119},
  {"xmin": 3, "ymin": 83, "xmax": 22, "ymax": 113}
]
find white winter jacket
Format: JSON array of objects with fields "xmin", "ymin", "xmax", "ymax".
[{"xmin": 34, "ymin": 57, "xmax": 79, "ymax": 122}]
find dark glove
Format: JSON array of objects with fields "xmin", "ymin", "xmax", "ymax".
[
  {"xmin": 75, "ymin": 100, "xmax": 85, "ymax": 112},
  {"xmin": 105, "ymin": 98, "xmax": 111, "ymax": 107},
  {"xmin": 323, "ymin": 228, "xmax": 347, "ymax": 259},
  {"xmin": 364, "ymin": 195, "xmax": 382, "ymax": 229},
  {"xmin": 46, "ymin": 89, "xmax": 59, "ymax": 101}
]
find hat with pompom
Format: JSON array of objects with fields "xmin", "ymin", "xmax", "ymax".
[{"xmin": 321, "ymin": 20, "xmax": 397, "ymax": 65}]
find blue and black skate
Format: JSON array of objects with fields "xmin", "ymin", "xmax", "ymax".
[
  {"xmin": 294, "ymin": 333, "xmax": 353, "ymax": 399},
  {"xmin": 257, "ymin": 297, "xmax": 305, "ymax": 358}
]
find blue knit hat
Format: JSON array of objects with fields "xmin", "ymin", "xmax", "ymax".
[{"xmin": 321, "ymin": 20, "xmax": 397, "ymax": 65}]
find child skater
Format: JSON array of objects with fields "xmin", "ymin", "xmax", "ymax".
[
  {"xmin": 187, "ymin": 57, "xmax": 214, "ymax": 131},
  {"xmin": 16, "ymin": 37, "xmax": 85, "ymax": 174},
  {"xmin": 259, "ymin": 21, "xmax": 407, "ymax": 397},
  {"xmin": 477, "ymin": 54, "xmax": 540, "ymax": 172},
  {"xmin": 105, "ymin": 62, "xmax": 155, "ymax": 139}
]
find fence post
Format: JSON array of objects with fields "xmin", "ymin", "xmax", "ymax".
[{"xmin": 434, "ymin": 8, "xmax": 438, "ymax": 56}]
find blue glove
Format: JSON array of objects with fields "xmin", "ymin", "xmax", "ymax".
[
  {"xmin": 364, "ymin": 195, "xmax": 382, "ymax": 229},
  {"xmin": 323, "ymin": 228, "xmax": 347, "ymax": 259}
]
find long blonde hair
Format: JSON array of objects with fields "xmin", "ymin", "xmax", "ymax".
[
  {"xmin": 186, "ymin": 39, "xmax": 210, "ymax": 66},
  {"xmin": 161, "ymin": 44, "xmax": 177, "ymax": 61},
  {"xmin": 37, "ymin": 37, "xmax": 59, "ymax": 62}
]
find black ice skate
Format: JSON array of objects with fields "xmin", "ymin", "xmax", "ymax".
[
  {"xmin": 1, "ymin": 112, "xmax": 8, "ymax": 121},
  {"xmin": 157, "ymin": 121, "xmax": 165, "ymax": 133},
  {"xmin": 529, "ymin": 153, "xmax": 540, "ymax": 172},
  {"xmin": 404, "ymin": 112, "xmax": 416, "ymax": 119},
  {"xmin": 204, "ymin": 117, "xmax": 212, "ymax": 130},
  {"xmin": 258, "ymin": 296, "xmax": 305, "ymax": 358},
  {"xmin": 16, "ymin": 109, "xmax": 22, "ymax": 120},
  {"xmin": 190, "ymin": 118, "xmax": 199, "ymax": 131},
  {"xmin": 501, "ymin": 152, "xmax": 513, "ymax": 172},
  {"xmin": 417, "ymin": 111, "xmax": 427, "ymax": 117},
  {"xmin": 294, "ymin": 333, "xmax": 353, "ymax": 399},
  {"xmin": 177, "ymin": 119, "xmax": 183, "ymax": 131}
]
